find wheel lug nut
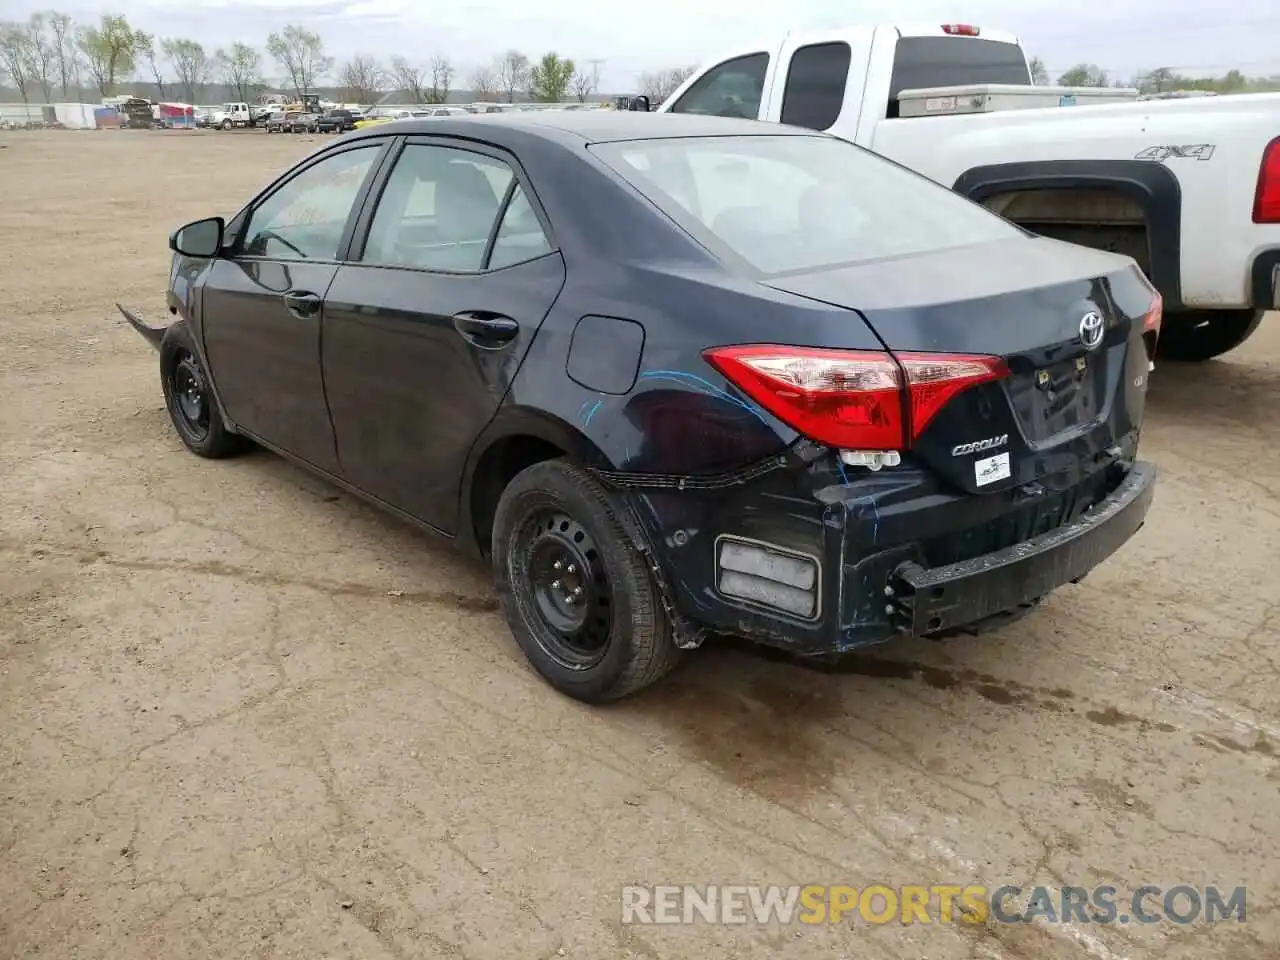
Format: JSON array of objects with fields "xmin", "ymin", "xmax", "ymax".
[
  {"xmin": 567, "ymin": 564, "xmax": 576, "ymax": 574},
  {"xmin": 553, "ymin": 560, "xmax": 562, "ymax": 570},
  {"xmin": 551, "ymin": 579, "xmax": 561, "ymax": 589},
  {"xmin": 572, "ymin": 586, "xmax": 582, "ymax": 596}
]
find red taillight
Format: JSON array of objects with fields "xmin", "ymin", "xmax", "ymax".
[
  {"xmin": 1253, "ymin": 137, "xmax": 1280, "ymax": 223},
  {"xmin": 1142, "ymin": 292, "xmax": 1163, "ymax": 334},
  {"xmin": 941, "ymin": 24, "xmax": 981, "ymax": 36},
  {"xmin": 701, "ymin": 345, "xmax": 1007, "ymax": 451}
]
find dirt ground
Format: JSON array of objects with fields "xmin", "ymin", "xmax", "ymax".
[{"xmin": 0, "ymin": 129, "xmax": 1277, "ymax": 960}]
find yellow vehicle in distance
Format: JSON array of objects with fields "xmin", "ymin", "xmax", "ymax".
[{"xmin": 355, "ymin": 107, "xmax": 433, "ymax": 129}]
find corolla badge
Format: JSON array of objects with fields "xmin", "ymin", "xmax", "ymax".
[{"xmin": 1079, "ymin": 310, "xmax": 1105, "ymax": 350}]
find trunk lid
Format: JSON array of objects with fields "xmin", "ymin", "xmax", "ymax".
[{"xmin": 763, "ymin": 236, "xmax": 1157, "ymax": 494}]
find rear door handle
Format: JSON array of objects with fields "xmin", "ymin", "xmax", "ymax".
[
  {"xmin": 283, "ymin": 291, "xmax": 321, "ymax": 318},
  {"xmin": 452, "ymin": 311, "xmax": 519, "ymax": 347}
]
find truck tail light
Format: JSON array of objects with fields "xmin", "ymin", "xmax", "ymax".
[
  {"xmin": 701, "ymin": 345, "xmax": 1007, "ymax": 451},
  {"xmin": 1253, "ymin": 136, "xmax": 1280, "ymax": 223},
  {"xmin": 941, "ymin": 24, "xmax": 981, "ymax": 36}
]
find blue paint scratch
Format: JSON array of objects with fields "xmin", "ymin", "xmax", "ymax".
[
  {"xmin": 850, "ymin": 494, "xmax": 881, "ymax": 545},
  {"xmin": 582, "ymin": 399, "xmax": 603, "ymax": 428},
  {"xmin": 638, "ymin": 369, "xmax": 768, "ymax": 423}
]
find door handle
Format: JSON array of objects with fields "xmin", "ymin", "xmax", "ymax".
[
  {"xmin": 283, "ymin": 291, "xmax": 321, "ymax": 318},
  {"xmin": 452, "ymin": 311, "xmax": 519, "ymax": 347}
]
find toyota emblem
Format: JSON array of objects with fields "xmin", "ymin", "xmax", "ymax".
[{"xmin": 1078, "ymin": 310, "xmax": 1105, "ymax": 350}]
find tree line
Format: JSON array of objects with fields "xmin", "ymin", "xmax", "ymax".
[
  {"xmin": 1027, "ymin": 56, "xmax": 1280, "ymax": 94},
  {"xmin": 0, "ymin": 10, "xmax": 699, "ymax": 106}
]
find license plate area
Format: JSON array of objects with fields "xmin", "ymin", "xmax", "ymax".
[{"xmin": 1012, "ymin": 355, "xmax": 1099, "ymax": 441}]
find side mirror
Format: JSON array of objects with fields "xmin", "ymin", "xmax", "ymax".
[
  {"xmin": 169, "ymin": 216, "xmax": 224, "ymax": 258},
  {"xmin": 628, "ymin": 95, "xmax": 651, "ymax": 112}
]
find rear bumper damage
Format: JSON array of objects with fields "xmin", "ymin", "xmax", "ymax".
[
  {"xmin": 615, "ymin": 453, "xmax": 1156, "ymax": 656},
  {"xmin": 116, "ymin": 302, "xmax": 166, "ymax": 350}
]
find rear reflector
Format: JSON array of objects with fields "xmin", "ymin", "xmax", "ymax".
[
  {"xmin": 941, "ymin": 24, "xmax": 981, "ymax": 36},
  {"xmin": 1253, "ymin": 136, "xmax": 1280, "ymax": 223},
  {"xmin": 701, "ymin": 344, "xmax": 1007, "ymax": 451}
]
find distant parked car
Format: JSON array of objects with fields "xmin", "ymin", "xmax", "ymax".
[
  {"xmin": 264, "ymin": 111, "xmax": 290, "ymax": 133},
  {"xmin": 289, "ymin": 112, "xmax": 320, "ymax": 133},
  {"xmin": 315, "ymin": 109, "xmax": 356, "ymax": 133}
]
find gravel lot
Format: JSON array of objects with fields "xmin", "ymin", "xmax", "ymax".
[{"xmin": 1, "ymin": 128, "xmax": 1277, "ymax": 960}]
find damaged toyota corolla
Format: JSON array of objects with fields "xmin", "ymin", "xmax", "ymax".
[{"xmin": 117, "ymin": 112, "xmax": 1159, "ymax": 702}]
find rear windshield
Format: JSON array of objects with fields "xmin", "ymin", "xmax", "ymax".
[
  {"xmin": 591, "ymin": 134, "xmax": 1022, "ymax": 275},
  {"xmin": 890, "ymin": 37, "xmax": 1030, "ymax": 101}
]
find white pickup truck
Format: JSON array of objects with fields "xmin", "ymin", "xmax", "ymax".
[{"xmin": 656, "ymin": 23, "xmax": 1280, "ymax": 361}]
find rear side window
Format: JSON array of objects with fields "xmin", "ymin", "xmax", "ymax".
[
  {"xmin": 780, "ymin": 42, "xmax": 851, "ymax": 131},
  {"xmin": 668, "ymin": 52, "xmax": 769, "ymax": 119},
  {"xmin": 889, "ymin": 37, "xmax": 1030, "ymax": 102},
  {"xmin": 592, "ymin": 134, "xmax": 1021, "ymax": 276}
]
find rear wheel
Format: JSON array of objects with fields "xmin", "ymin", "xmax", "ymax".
[
  {"xmin": 159, "ymin": 323, "xmax": 245, "ymax": 458},
  {"xmin": 1156, "ymin": 309, "xmax": 1263, "ymax": 362},
  {"xmin": 492, "ymin": 459, "xmax": 681, "ymax": 702}
]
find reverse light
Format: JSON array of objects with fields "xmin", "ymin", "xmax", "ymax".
[
  {"xmin": 941, "ymin": 24, "xmax": 981, "ymax": 36},
  {"xmin": 1253, "ymin": 136, "xmax": 1280, "ymax": 223},
  {"xmin": 701, "ymin": 344, "xmax": 1008, "ymax": 452}
]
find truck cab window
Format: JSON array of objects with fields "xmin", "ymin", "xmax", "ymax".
[
  {"xmin": 780, "ymin": 42, "xmax": 852, "ymax": 131},
  {"xmin": 669, "ymin": 52, "xmax": 769, "ymax": 120}
]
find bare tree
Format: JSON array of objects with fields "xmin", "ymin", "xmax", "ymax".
[
  {"xmin": 216, "ymin": 42, "xmax": 261, "ymax": 102},
  {"xmin": 339, "ymin": 53, "xmax": 385, "ymax": 103},
  {"xmin": 389, "ymin": 55, "xmax": 426, "ymax": 103},
  {"xmin": 0, "ymin": 22, "xmax": 33, "ymax": 105},
  {"xmin": 20, "ymin": 14, "xmax": 55, "ymax": 102},
  {"xmin": 427, "ymin": 54, "xmax": 453, "ymax": 104},
  {"xmin": 639, "ymin": 65, "xmax": 695, "ymax": 103},
  {"xmin": 135, "ymin": 30, "xmax": 164, "ymax": 97},
  {"xmin": 571, "ymin": 57, "xmax": 602, "ymax": 102},
  {"xmin": 469, "ymin": 64, "xmax": 496, "ymax": 100},
  {"xmin": 47, "ymin": 10, "xmax": 77, "ymax": 97},
  {"xmin": 162, "ymin": 38, "xmax": 212, "ymax": 103},
  {"xmin": 266, "ymin": 24, "xmax": 331, "ymax": 99},
  {"xmin": 495, "ymin": 49, "xmax": 528, "ymax": 103}
]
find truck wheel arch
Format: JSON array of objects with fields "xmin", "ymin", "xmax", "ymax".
[{"xmin": 952, "ymin": 160, "xmax": 1183, "ymax": 310}]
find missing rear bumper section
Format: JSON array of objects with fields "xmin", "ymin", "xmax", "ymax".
[
  {"xmin": 658, "ymin": 460, "xmax": 1156, "ymax": 656},
  {"xmin": 888, "ymin": 462, "xmax": 1156, "ymax": 635}
]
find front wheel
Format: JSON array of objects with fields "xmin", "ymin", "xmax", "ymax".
[
  {"xmin": 220, "ymin": 118, "xmax": 232, "ymax": 130},
  {"xmin": 492, "ymin": 459, "xmax": 682, "ymax": 702},
  {"xmin": 1156, "ymin": 309, "xmax": 1264, "ymax": 362},
  {"xmin": 159, "ymin": 323, "xmax": 245, "ymax": 458}
]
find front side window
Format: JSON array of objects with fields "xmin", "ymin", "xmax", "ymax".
[
  {"xmin": 240, "ymin": 145, "xmax": 381, "ymax": 261},
  {"xmin": 668, "ymin": 52, "xmax": 769, "ymax": 119},
  {"xmin": 362, "ymin": 144, "xmax": 514, "ymax": 272},
  {"xmin": 592, "ymin": 134, "xmax": 1022, "ymax": 275}
]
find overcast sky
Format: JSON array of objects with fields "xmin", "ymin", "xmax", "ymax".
[{"xmin": 9, "ymin": 0, "xmax": 1278, "ymax": 90}]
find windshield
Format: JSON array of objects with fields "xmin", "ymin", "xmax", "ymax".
[{"xmin": 590, "ymin": 134, "xmax": 1022, "ymax": 275}]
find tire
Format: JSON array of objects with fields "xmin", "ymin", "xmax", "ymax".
[
  {"xmin": 1156, "ymin": 309, "xmax": 1264, "ymax": 362},
  {"xmin": 220, "ymin": 118, "xmax": 231, "ymax": 130},
  {"xmin": 492, "ymin": 459, "xmax": 682, "ymax": 702},
  {"xmin": 159, "ymin": 323, "xmax": 245, "ymax": 458}
]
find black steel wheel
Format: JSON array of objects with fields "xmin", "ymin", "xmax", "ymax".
[
  {"xmin": 521, "ymin": 510, "xmax": 614, "ymax": 669},
  {"xmin": 159, "ymin": 323, "xmax": 245, "ymax": 458},
  {"xmin": 493, "ymin": 459, "xmax": 681, "ymax": 702}
]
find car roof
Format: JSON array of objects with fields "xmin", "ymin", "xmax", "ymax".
[{"xmin": 345, "ymin": 111, "xmax": 818, "ymax": 146}]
